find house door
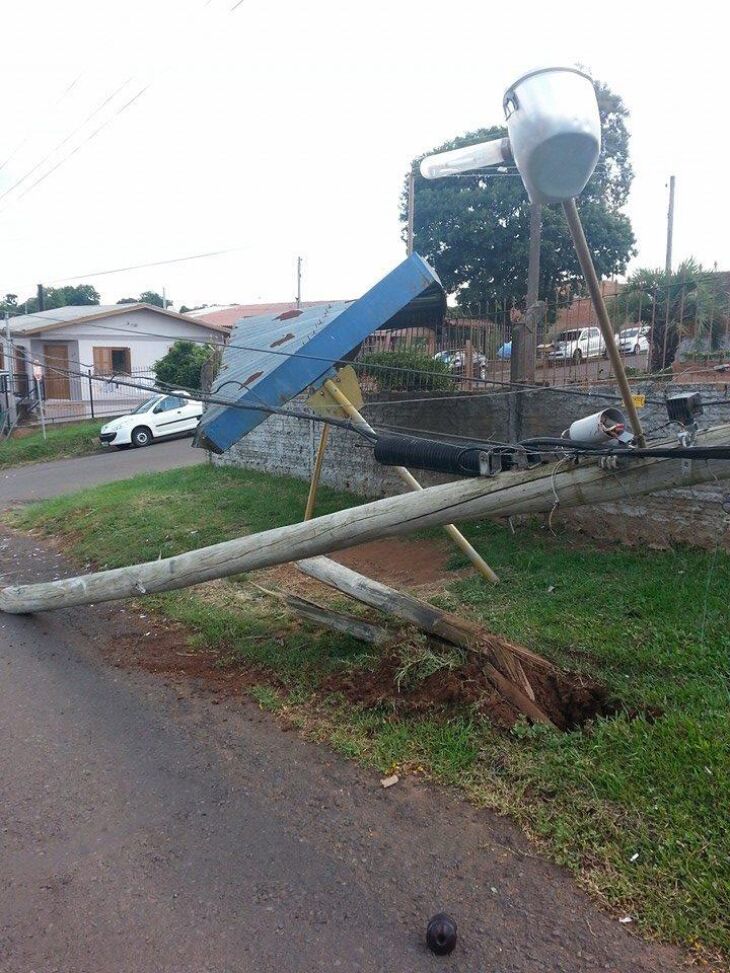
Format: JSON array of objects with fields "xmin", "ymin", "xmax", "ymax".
[{"xmin": 42, "ymin": 344, "xmax": 71, "ymax": 399}]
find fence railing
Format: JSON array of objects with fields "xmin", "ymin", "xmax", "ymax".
[{"xmin": 353, "ymin": 280, "xmax": 730, "ymax": 395}]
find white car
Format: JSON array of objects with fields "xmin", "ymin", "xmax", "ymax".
[
  {"xmin": 99, "ymin": 391, "xmax": 203, "ymax": 449},
  {"xmin": 547, "ymin": 326, "xmax": 605, "ymax": 364},
  {"xmin": 618, "ymin": 326, "xmax": 650, "ymax": 355}
]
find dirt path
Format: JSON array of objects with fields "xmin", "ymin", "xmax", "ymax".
[{"xmin": 0, "ymin": 528, "xmax": 691, "ymax": 972}]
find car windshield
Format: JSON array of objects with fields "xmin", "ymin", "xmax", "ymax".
[
  {"xmin": 130, "ymin": 395, "xmax": 162, "ymax": 414},
  {"xmin": 621, "ymin": 328, "xmax": 639, "ymax": 338},
  {"xmin": 556, "ymin": 330, "xmax": 580, "ymax": 342}
]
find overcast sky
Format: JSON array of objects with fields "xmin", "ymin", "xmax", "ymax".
[{"xmin": 0, "ymin": 0, "xmax": 725, "ymax": 311}]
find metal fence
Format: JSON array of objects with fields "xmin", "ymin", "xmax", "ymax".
[
  {"xmin": 24, "ymin": 368, "xmax": 159, "ymax": 425},
  {"xmin": 354, "ymin": 279, "xmax": 730, "ymax": 394}
]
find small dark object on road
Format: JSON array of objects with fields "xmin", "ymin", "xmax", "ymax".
[{"xmin": 426, "ymin": 913, "xmax": 457, "ymax": 956}]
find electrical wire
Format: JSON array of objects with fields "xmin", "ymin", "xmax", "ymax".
[
  {"xmin": 50, "ymin": 316, "xmax": 669, "ymax": 404},
  {"xmin": 45, "ymin": 248, "xmax": 248, "ymax": 285},
  {"xmin": 31, "ymin": 355, "xmax": 730, "ymax": 464},
  {"xmin": 30, "ymin": 357, "xmax": 377, "ymax": 443},
  {"xmin": 0, "ymin": 79, "xmax": 133, "ymax": 207}
]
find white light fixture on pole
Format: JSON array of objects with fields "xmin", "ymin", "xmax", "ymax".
[{"xmin": 418, "ymin": 65, "xmax": 645, "ymax": 446}]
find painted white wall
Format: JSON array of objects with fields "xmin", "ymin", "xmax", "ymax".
[{"xmin": 18, "ymin": 308, "xmax": 222, "ymax": 400}]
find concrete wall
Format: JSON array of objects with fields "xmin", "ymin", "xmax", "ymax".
[{"xmin": 215, "ymin": 381, "xmax": 730, "ymax": 550}]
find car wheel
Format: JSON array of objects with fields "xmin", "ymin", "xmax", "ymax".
[
  {"xmin": 633, "ymin": 344, "xmax": 641, "ymax": 355},
  {"xmin": 131, "ymin": 426, "xmax": 152, "ymax": 448},
  {"xmin": 572, "ymin": 349, "xmax": 583, "ymax": 364}
]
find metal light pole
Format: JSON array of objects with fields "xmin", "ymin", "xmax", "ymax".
[{"xmin": 665, "ymin": 175, "xmax": 676, "ymax": 275}]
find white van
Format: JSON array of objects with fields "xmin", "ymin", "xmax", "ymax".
[{"xmin": 548, "ymin": 327, "xmax": 604, "ymax": 364}]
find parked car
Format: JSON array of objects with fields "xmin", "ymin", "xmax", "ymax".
[
  {"xmin": 433, "ymin": 349, "xmax": 487, "ymax": 375},
  {"xmin": 618, "ymin": 325, "xmax": 650, "ymax": 355},
  {"xmin": 99, "ymin": 391, "xmax": 203, "ymax": 449},
  {"xmin": 547, "ymin": 327, "xmax": 604, "ymax": 364},
  {"xmin": 496, "ymin": 341, "xmax": 512, "ymax": 360}
]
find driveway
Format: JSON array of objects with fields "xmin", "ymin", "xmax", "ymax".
[
  {"xmin": 0, "ymin": 528, "xmax": 688, "ymax": 973},
  {"xmin": 0, "ymin": 437, "xmax": 205, "ymax": 505}
]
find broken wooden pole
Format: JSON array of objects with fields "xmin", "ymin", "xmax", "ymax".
[
  {"xmin": 290, "ymin": 557, "xmax": 555, "ymax": 726},
  {"xmin": 2, "ymin": 424, "xmax": 729, "ymax": 614},
  {"xmin": 322, "ymin": 378, "xmax": 501, "ymax": 585},
  {"xmin": 250, "ymin": 581, "xmax": 390, "ymax": 646},
  {"xmin": 296, "ymin": 555, "xmax": 546, "ymax": 703}
]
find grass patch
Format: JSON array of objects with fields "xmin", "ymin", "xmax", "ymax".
[
  {"xmin": 9, "ymin": 464, "xmax": 730, "ymax": 957},
  {"xmin": 0, "ymin": 420, "xmax": 103, "ymax": 469}
]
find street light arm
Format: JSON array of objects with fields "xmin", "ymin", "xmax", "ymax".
[{"xmin": 419, "ymin": 137, "xmax": 511, "ymax": 179}]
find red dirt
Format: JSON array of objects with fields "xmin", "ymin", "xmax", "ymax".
[
  {"xmin": 332, "ymin": 536, "xmax": 456, "ymax": 587},
  {"xmin": 320, "ymin": 648, "xmax": 615, "ymax": 731}
]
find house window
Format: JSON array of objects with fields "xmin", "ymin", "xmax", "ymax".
[{"xmin": 93, "ymin": 346, "xmax": 131, "ymax": 376}]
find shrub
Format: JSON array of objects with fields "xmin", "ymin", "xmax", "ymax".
[
  {"xmin": 154, "ymin": 341, "xmax": 212, "ymax": 392},
  {"xmin": 357, "ymin": 350, "xmax": 456, "ymax": 392}
]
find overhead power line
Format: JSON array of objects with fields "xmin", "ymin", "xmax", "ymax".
[
  {"xmin": 0, "ymin": 73, "xmax": 83, "ymax": 175},
  {"xmin": 13, "ymin": 85, "xmax": 150, "ymax": 206},
  {"xmin": 45, "ymin": 246, "xmax": 248, "ymax": 285},
  {"xmin": 0, "ymin": 79, "xmax": 133, "ymax": 208}
]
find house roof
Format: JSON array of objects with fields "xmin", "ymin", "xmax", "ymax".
[
  {"xmin": 187, "ymin": 301, "xmax": 342, "ymax": 331},
  {"xmin": 6, "ymin": 303, "xmax": 227, "ymax": 337}
]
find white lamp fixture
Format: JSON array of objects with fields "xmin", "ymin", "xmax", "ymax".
[{"xmin": 419, "ymin": 66, "xmax": 601, "ymax": 205}]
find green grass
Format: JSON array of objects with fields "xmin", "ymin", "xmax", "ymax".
[
  {"xmin": 7, "ymin": 464, "xmax": 730, "ymax": 958},
  {"xmin": 0, "ymin": 420, "xmax": 103, "ymax": 469}
]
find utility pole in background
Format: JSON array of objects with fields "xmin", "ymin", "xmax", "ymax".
[
  {"xmin": 296, "ymin": 256, "xmax": 303, "ymax": 309},
  {"xmin": 511, "ymin": 201, "xmax": 542, "ymax": 383},
  {"xmin": 665, "ymin": 175, "xmax": 676, "ymax": 274},
  {"xmin": 406, "ymin": 171, "xmax": 415, "ymax": 256},
  {"xmin": 660, "ymin": 176, "xmax": 676, "ymax": 369},
  {"xmin": 37, "ymin": 284, "xmax": 45, "ymax": 311},
  {"xmin": 3, "ymin": 312, "xmax": 18, "ymax": 429}
]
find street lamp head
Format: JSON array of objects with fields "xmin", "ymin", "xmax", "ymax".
[
  {"xmin": 503, "ymin": 66, "xmax": 601, "ymax": 204},
  {"xmin": 418, "ymin": 66, "xmax": 601, "ymax": 205}
]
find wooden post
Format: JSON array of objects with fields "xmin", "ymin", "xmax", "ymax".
[
  {"xmin": 322, "ymin": 378, "xmax": 500, "ymax": 585},
  {"xmin": 464, "ymin": 338, "xmax": 474, "ymax": 392},
  {"xmin": 304, "ymin": 424, "xmax": 330, "ymax": 521},
  {"xmin": 2, "ymin": 424, "xmax": 729, "ymax": 614}
]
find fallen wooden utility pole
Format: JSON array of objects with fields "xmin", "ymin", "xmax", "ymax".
[
  {"xmin": 296, "ymin": 556, "xmax": 553, "ymax": 724},
  {"xmin": 2, "ymin": 425, "xmax": 729, "ymax": 614},
  {"xmin": 250, "ymin": 582, "xmax": 390, "ymax": 646}
]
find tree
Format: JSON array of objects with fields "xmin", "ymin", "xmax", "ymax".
[
  {"xmin": 117, "ymin": 291, "xmax": 170, "ymax": 308},
  {"xmin": 153, "ymin": 340, "xmax": 211, "ymax": 392},
  {"xmin": 16, "ymin": 284, "xmax": 101, "ymax": 314},
  {"xmin": 611, "ymin": 260, "xmax": 730, "ymax": 370},
  {"xmin": 402, "ymin": 77, "xmax": 636, "ymax": 315}
]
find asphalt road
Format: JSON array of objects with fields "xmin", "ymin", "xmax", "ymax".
[
  {"xmin": 0, "ymin": 436, "xmax": 204, "ymax": 505},
  {"xmin": 0, "ymin": 528, "xmax": 688, "ymax": 973}
]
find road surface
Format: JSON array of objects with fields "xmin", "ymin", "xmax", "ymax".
[
  {"xmin": 0, "ymin": 437, "xmax": 204, "ymax": 505},
  {"xmin": 0, "ymin": 528, "xmax": 688, "ymax": 973}
]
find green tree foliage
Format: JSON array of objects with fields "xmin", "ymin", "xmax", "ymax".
[
  {"xmin": 611, "ymin": 259, "xmax": 730, "ymax": 370},
  {"xmin": 403, "ymin": 78, "xmax": 636, "ymax": 314},
  {"xmin": 117, "ymin": 290, "xmax": 169, "ymax": 308},
  {"xmin": 13, "ymin": 284, "xmax": 101, "ymax": 314},
  {"xmin": 153, "ymin": 340, "xmax": 211, "ymax": 392}
]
